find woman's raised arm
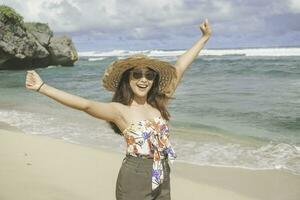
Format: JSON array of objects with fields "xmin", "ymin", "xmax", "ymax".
[
  {"xmin": 167, "ymin": 19, "xmax": 212, "ymax": 98},
  {"xmin": 25, "ymin": 70, "xmax": 120, "ymax": 122}
]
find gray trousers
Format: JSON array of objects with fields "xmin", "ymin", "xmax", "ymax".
[{"xmin": 115, "ymin": 154, "xmax": 171, "ymax": 200}]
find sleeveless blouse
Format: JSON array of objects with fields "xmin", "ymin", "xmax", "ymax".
[{"xmin": 122, "ymin": 116, "xmax": 177, "ymax": 191}]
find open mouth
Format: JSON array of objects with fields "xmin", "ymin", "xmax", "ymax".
[{"xmin": 137, "ymin": 84, "xmax": 148, "ymax": 89}]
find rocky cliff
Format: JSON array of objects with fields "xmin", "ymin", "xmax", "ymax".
[{"xmin": 0, "ymin": 5, "xmax": 78, "ymax": 70}]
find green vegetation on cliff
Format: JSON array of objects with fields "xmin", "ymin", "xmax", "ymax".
[{"xmin": 0, "ymin": 5, "xmax": 24, "ymax": 26}]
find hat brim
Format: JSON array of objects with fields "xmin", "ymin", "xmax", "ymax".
[{"xmin": 102, "ymin": 56, "xmax": 177, "ymax": 95}]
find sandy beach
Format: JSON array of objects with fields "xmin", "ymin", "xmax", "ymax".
[{"xmin": 1, "ymin": 121, "xmax": 299, "ymax": 200}]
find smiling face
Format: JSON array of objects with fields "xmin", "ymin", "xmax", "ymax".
[{"xmin": 129, "ymin": 66, "xmax": 157, "ymax": 98}]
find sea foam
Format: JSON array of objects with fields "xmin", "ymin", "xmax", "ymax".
[{"xmin": 78, "ymin": 47, "xmax": 300, "ymax": 59}]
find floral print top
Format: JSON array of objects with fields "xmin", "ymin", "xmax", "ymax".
[{"xmin": 122, "ymin": 116, "xmax": 177, "ymax": 191}]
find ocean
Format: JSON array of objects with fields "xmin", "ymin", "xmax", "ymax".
[{"xmin": 1, "ymin": 47, "xmax": 300, "ymax": 175}]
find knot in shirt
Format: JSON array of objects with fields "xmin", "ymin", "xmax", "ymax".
[{"xmin": 122, "ymin": 116, "xmax": 177, "ymax": 191}]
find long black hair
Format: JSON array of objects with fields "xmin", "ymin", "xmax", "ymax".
[{"xmin": 107, "ymin": 67, "xmax": 173, "ymax": 135}]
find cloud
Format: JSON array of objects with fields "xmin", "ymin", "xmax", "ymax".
[
  {"xmin": 1, "ymin": 0, "xmax": 218, "ymax": 33},
  {"xmin": 1, "ymin": 0, "xmax": 299, "ymax": 49},
  {"xmin": 288, "ymin": 0, "xmax": 300, "ymax": 13}
]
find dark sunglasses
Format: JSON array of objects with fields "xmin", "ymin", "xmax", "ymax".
[{"xmin": 130, "ymin": 69, "xmax": 157, "ymax": 80}]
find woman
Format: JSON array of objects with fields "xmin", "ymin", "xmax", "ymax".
[{"xmin": 25, "ymin": 19, "xmax": 211, "ymax": 200}]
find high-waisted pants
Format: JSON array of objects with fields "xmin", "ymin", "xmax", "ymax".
[{"xmin": 115, "ymin": 154, "xmax": 171, "ymax": 200}]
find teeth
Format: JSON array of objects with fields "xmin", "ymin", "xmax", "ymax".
[{"xmin": 137, "ymin": 85, "xmax": 147, "ymax": 88}]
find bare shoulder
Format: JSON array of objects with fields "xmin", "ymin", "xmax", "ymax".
[
  {"xmin": 84, "ymin": 100, "xmax": 125, "ymax": 122},
  {"xmin": 110, "ymin": 102, "xmax": 127, "ymax": 115}
]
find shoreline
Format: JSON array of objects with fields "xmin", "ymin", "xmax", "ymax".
[{"xmin": 1, "ymin": 121, "xmax": 300, "ymax": 200}]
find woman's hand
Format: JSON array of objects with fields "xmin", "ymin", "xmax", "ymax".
[
  {"xmin": 25, "ymin": 70, "xmax": 44, "ymax": 92},
  {"xmin": 200, "ymin": 19, "xmax": 212, "ymax": 38}
]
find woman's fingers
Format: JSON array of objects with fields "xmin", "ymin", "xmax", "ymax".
[
  {"xmin": 200, "ymin": 18, "xmax": 211, "ymax": 36},
  {"xmin": 25, "ymin": 70, "xmax": 39, "ymax": 90},
  {"xmin": 201, "ymin": 19, "xmax": 209, "ymax": 29},
  {"xmin": 25, "ymin": 70, "xmax": 43, "ymax": 92},
  {"xmin": 200, "ymin": 23, "xmax": 205, "ymax": 32},
  {"xmin": 205, "ymin": 18, "xmax": 209, "ymax": 26},
  {"xmin": 27, "ymin": 70, "xmax": 36, "ymax": 76}
]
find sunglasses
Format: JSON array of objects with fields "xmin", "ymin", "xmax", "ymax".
[{"xmin": 130, "ymin": 69, "xmax": 157, "ymax": 81}]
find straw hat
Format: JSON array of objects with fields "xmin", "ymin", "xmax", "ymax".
[{"xmin": 101, "ymin": 54, "xmax": 177, "ymax": 96}]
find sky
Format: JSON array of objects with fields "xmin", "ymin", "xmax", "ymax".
[{"xmin": 1, "ymin": 0, "xmax": 300, "ymax": 51}]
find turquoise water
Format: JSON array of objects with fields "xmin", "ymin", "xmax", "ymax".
[{"xmin": 1, "ymin": 49, "xmax": 300, "ymax": 175}]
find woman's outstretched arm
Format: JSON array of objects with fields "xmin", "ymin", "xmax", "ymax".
[
  {"xmin": 166, "ymin": 19, "xmax": 212, "ymax": 98},
  {"xmin": 25, "ymin": 70, "xmax": 120, "ymax": 122}
]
